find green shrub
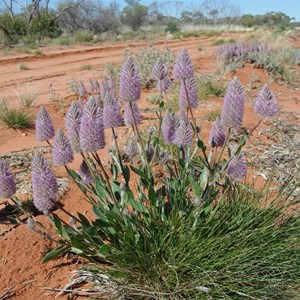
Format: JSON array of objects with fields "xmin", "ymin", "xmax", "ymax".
[
  {"xmin": 74, "ymin": 30, "xmax": 94, "ymax": 44},
  {"xmin": 146, "ymin": 93, "xmax": 160, "ymax": 104},
  {"xmin": 212, "ymin": 38, "xmax": 226, "ymax": 46},
  {"xmin": 0, "ymin": 100, "xmax": 32, "ymax": 129},
  {"xmin": 165, "ymin": 21, "xmax": 180, "ymax": 33},
  {"xmin": 207, "ymin": 109, "xmax": 221, "ymax": 121}
]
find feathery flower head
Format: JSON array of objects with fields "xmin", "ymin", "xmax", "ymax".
[
  {"xmin": 172, "ymin": 110, "xmax": 193, "ymax": 146},
  {"xmin": 156, "ymin": 76, "xmax": 172, "ymax": 93},
  {"xmin": 254, "ymin": 84, "xmax": 277, "ymax": 118},
  {"xmin": 209, "ymin": 117, "xmax": 226, "ymax": 148},
  {"xmin": 227, "ymin": 151, "xmax": 247, "ymax": 180},
  {"xmin": 179, "ymin": 77, "xmax": 199, "ymax": 109},
  {"xmin": 101, "ymin": 77, "xmax": 109, "ymax": 100},
  {"xmin": 79, "ymin": 80, "xmax": 87, "ymax": 97},
  {"xmin": 78, "ymin": 160, "xmax": 93, "ymax": 184},
  {"xmin": 124, "ymin": 139, "xmax": 139, "ymax": 160},
  {"xmin": 162, "ymin": 112, "xmax": 176, "ymax": 143},
  {"xmin": 79, "ymin": 97, "xmax": 105, "ymax": 152},
  {"xmin": 0, "ymin": 159, "xmax": 16, "ymax": 198},
  {"xmin": 220, "ymin": 77, "xmax": 245, "ymax": 128},
  {"xmin": 52, "ymin": 129, "xmax": 74, "ymax": 166},
  {"xmin": 124, "ymin": 102, "xmax": 141, "ymax": 126},
  {"xmin": 152, "ymin": 58, "xmax": 169, "ymax": 81},
  {"xmin": 103, "ymin": 94, "xmax": 122, "ymax": 128},
  {"xmin": 119, "ymin": 56, "xmax": 141, "ymax": 103},
  {"xmin": 108, "ymin": 77, "xmax": 117, "ymax": 98},
  {"xmin": 173, "ymin": 48, "xmax": 194, "ymax": 80},
  {"xmin": 35, "ymin": 106, "xmax": 55, "ymax": 142},
  {"xmin": 65, "ymin": 101, "xmax": 82, "ymax": 153},
  {"xmin": 31, "ymin": 152, "xmax": 58, "ymax": 214}
]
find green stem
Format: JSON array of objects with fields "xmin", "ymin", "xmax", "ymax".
[{"xmin": 129, "ymin": 102, "xmax": 151, "ymax": 178}]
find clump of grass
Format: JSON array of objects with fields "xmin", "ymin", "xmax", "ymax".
[
  {"xmin": 207, "ymin": 109, "xmax": 221, "ymax": 121},
  {"xmin": 15, "ymin": 83, "xmax": 39, "ymax": 108},
  {"xmin": 0, "ymin": 100, "xmax": 32, "ymax": 129},
  {"xmin": 197, "ymin": 74, "xmax": 226, "ymax": 99},
  {"xmin": 197, "ymin": 44, "xmax": 204, "ymax": 51},
  {"xmin": 34, "ymin": 49, "xmax": 43, "ymax": 56},
  {"xmin": 67, "ymin": 78, "xmax": 79, "ymax": 94},
  {"xmin": 74, "ymin": 30, "xmax": 94, "ymax": 44},
  {"xmin": 81, "ymin": 63, "xmax": 93, "ymax": 71},
  {"xmin": 146, "ymin": 93, "xmax": 160, "ymax": 104},
  {"xmin": 18, "ymin": 63, "xmax": 29, "ymax": 70},
  {"xmin": 212, "ymin": 38, "xmax": 226, "ymax": 46}
]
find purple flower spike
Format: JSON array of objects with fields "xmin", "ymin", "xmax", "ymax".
[
  {"xmin": 52, "ymin": 129, "xmax": 74, "ymax": 166},
  {"xmin": 152, "ymin": 58, "xmax": 168, "ymax": 81},
  {"xmin": 35, "ymin": 106, "xmax": 55, "ymax": 142},
  {"xmin": 0, "ymin": 159, "xmax": 16, "ymax": 198},
  {"xmin": 162, "ymin": 112, "xmax": 176, "ymax": 143},
  {"xmin": 221, "ymin": 77, "xmax": 245, "ymax": 129},
  {"xmin": 119, "ymin": 56, "xmax": 141, "ymax": 103},
  {"xmin": 108, "ymin": 77, "xmax": 117, "ymax": 98},
  {"xmin": 78, "ymin": 160, "xmax": 93, "ymax": 184},
  {"xmin": 124, "ymin": 102, "xmax": 141, "ymax": 126},
  {"xmin": 254, "ymin": 84, "xmax": 278, "ymax": 118},
  {"xmin": 179, "ymin": 77, "xmax": 198, "ymax": 109},
  {"xmin": 103, "ymin": 94, "xmax": 122, "ymax": 128},
  {"xmin": 79, "ymin": 81, "xmax": 87, "ymax": 97},
  {"xmin": 65, "ymin": 101, "xmax": 82, "ymax": 153},
  {"xmin": 101, "ymin": 77, "xmax": 109, "ymax": 100},
  {"xmin": 173, "ymin": 119, "xmax": 193, "ymax": 146},
  {"xmin": 31, "ymin": 152, "xmax": 58, "ymax": 214},
  {"xmin": 209, "ymin": 117, "xmax": 226, "ymax": 148},
  {"xmin": 79, "ymin": 97, "xmax": 105, "ymax": 153},
  {"xmin": 173, "ymin": 49, "xmax": 194, "ymax": 80},
  {"xmin": 157, "ymin": 76, "xmax": 172, "ymax": 93},
  {"xmin": 227, "ymin": 152, "xmax": 247, "ymax": 180}
]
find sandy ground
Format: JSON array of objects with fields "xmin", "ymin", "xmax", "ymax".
[{"xmin": 0, "ymin": 33, "xmax": 299, "ymax": 299}]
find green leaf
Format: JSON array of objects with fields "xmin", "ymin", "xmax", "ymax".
[
  {"xmin": 98, "ymin": 244, "xmax": 112, "ymax": 253},
  {"xmin": 130, "ymin": 166, "xmax": 149, "ymax": 181},
  {"xmin": 77, "ymin": 213, "xmax": 90, "ymax": 227},
  {"xmin": 52, "ymin": 214, "xmax": 62, "ymax": 235},
  {"xmin": 159, "ymin": 101, "xmax": 165, "ymax": 109},
  {"xmin": 123, "ymin": 165, "xmax": 130, "ymax": 184},
  {"xmin": 197, "ymin": 139, "xmax": 207, "ymax": 152},
  {"xmin": 42, "ymin": 246, "xmax": 68, "ymax": 263},
  {"xmin": 95, "ymin": 177, "xmax": 107, "ymax": 199},
  {"xmin": 71, "ymin": 247, "xmax": 83, "ymax": 254},
  {"xmin": 67, "ymin": 168, "xmax": 80, "ymax": 180},
  {"xmin": 148, "ymin": 184, "xmax": 156, "ymax": 207}
]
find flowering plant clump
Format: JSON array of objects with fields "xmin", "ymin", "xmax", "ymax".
[{"xmin": 2, "ymin": 49, "xmax": 299, "ymax": 299}]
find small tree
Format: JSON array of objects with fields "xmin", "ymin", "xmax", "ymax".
[{"xmin": 121, "ymin": 4, "xmax": 148, "ymax": 31}]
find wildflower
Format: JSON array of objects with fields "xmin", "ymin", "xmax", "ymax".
[
  {"xmin": 161, "ymin": 112, "xmax": 176, "ymax": 143},
  {"xmin": 173, "ymin": 48, "xmax": 194, "ymax": 80},
  {"xmin": 124, "ymin": 139, "xmax": 139, "ymax": 160},
  {"xmin": 179, "ymin": 77, "xmax": 198, "ymax": 109},
  {"xmin": 79, "ymin": 97, "xmax": 105, "ymax": 153},
  {"xmin": 173, "ymin": 112, "xmax": 193, "ymax": 146},
  {"xmin": 254, "ymin": 84, "xmax": 277, "ymax": 118},
  {"xmin": 0, "ymin": 159, "xmax": 16, "ymax": 198},
  {"xmin": 35, "ymin": 106, "xmax": 55, "ymax": 142},
  {"xmin": 103, "ymin": 94, "xmax": 122, "ymax": 128},
  {"xmin": 78, "ymin": 160, "xmax": 93, "ymax": 184},
  {"xmin": 52, "ymin": 129, "xmax": 74, "ymax": 166},
  {"xmin": 152, "ymin": 58, "xmax": 169, "ymax": 81},
  {"xmin": 220, "ymin": 77, "xmax": 245, "ymax": 128},
  {"xmin": 79, "ymin": 81, "xmax": 87, "ymax": 97},
  {"xmin": 31, "ymin": 152, "xmax": 58, "ymax": 214},
  {"xmin": 124, "ymin": 102, "xmax": 141, "ymax": 126},
  {"xmin": 156, "ymin": 76, "xmax": 172, "ymax": 93},
  {"xmin": 65, "ymin": 101, "xmax": 82, "ymax": 153},
  {"xmin": 119, "ymin": 56, "xmax": 141, "ymax": 103},
  {"xmin": 227, "ymin": 152, "xmax": 247, "ymax": 180},
  {"xmin": 209, "ymin": 117, "xmax": 226, "ymax": 148}
]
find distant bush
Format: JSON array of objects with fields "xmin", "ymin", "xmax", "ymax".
[
  {"xmin": 0, "ymin": 100, "xmax": 32, "ymax": 129},
  {"xmin": 165, "ymin": 21, "xmax": 180, "ymax": 33}
]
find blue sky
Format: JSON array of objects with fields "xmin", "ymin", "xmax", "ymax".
[{"xmin": 112, "ymin": 0, "xmax": 300, "ymax": 21}]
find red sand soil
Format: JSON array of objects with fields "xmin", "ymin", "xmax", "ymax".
[{"xmin": 0, "ymin": 33, "xmax": 299, "ymax": 299}]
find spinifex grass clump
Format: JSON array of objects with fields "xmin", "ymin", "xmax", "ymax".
[{"xmin": 2, "ymin": 49, "xmax": 299, "ymax": 299}]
